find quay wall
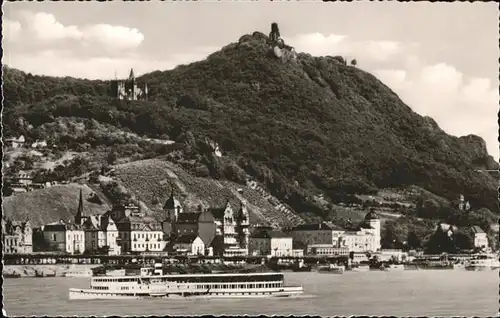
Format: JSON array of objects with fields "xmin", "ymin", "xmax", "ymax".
[
  {"xmin": 3, "ymin": 264, "xmax": 100, "ymax": 277},
  {"xmin": 3, "ymin": 253, "xmax": 348, "ymax": 266}
]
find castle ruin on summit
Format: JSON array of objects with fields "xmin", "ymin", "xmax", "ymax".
[{"xmin": 112, "ymin": 68, "xmax": 149, "ymax": 101}]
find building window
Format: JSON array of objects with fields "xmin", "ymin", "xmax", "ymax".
[{"xmin": 52, "ymin": 234, "xmax": 57, "ymax": 241}]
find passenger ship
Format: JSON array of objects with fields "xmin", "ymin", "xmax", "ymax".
[{"xmin": 69, "ymin": 263, "xmax": 304, "ymax": 300}]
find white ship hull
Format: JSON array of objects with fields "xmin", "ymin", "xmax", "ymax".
[
  {"xmin": 69, "ymin": 286, "xmax": 303, "ymax": 300},
  {"xmin": 69, "ymin": 267, "xmax": 304, "ymax": 300}
]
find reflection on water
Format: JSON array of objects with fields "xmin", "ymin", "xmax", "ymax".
[{"xmin": 4, "ymin": 270, "xmax": 498, "ymax": 316}]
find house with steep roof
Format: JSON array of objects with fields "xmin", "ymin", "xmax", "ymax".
[
  {"xmin": 291, "ymin": 210, "xmax": 381, "ymax": 253},
  {"xmin": 115, "ymin": 214, "xmax": 165, "ymax": 254},
  {"xmin": 5, "ymin": 135, "xmax": 25, "ymax": 149},
  {"xmin": 248, "ymin": 230, "xmax": 294, "ymax": 257},
  {"xmin": 82, "ymin": 214, "xmax": 121, "ymax": 255},
  {"xmin": 42, "ymin": 220, "xmax": 85, "ymax": 254},
  {"xmin": 324, "ymin": 221, "xmax": 347, "ymax": 247},
  {"xmin": 83, "ymin": 215, "xmax": 106, "ymax": 253},
  {"xmin": 173, "ymin": 234, "xmax": 206, "ymax": 256},
  {"xmin": 336, "ymin": 210, "xmax": 381, "ymax": 253},
  {"xmin": 2, "ymin": 216, "xmax": 33, "ymax": 254},
  {"xmin": 291, "ymin": 222, "xmax": 334, "ymax": 246},
  {"xmin": 208, "ymin": 200, "xmax": 250, "ymax": 257},
  {"xmin": 172, "ymin": 209, "xmax": 217, "ymax": 248}
]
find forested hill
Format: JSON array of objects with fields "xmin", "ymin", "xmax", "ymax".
[{"xmin": 2, "ymin": 30, "xmax": 498, "ymax": 216}]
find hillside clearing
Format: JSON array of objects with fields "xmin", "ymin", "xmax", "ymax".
[{"xmin": 2, "ymin": 183, "xmax": 110, "ymax": 227}]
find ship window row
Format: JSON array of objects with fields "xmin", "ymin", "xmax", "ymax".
[
  {"xmin": 194, "ymin": 282, "xmax": 282, "ymax": 289},
  {"xmin": 160, "ymin": 274, "xmax": 283, "ymax": 283},
  {"xmin": 94, "ymin": 278, "xmax": 139, "ymax": 282},
  {"xmin": 93, "ymin": 275, "xmax": 283, "ymax": 284},
  {"xmin": 92, "ymin": 286, "xmax": 109, "ymax": 290}
]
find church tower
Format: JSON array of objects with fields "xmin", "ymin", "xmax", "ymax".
[
  {"xmin": 163, "ymin": 187, "xmax": 183, "ymax": 223},
  {"xmin": 74, "ymin": 189, "xmax": 86, "ymax": 226}
]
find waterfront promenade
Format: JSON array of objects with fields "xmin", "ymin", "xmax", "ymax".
[{"xmin": 3, "ymin": 253, "xmax": 351, "ymax": 266}]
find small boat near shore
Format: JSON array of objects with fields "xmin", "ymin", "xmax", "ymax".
[
  {"xmin": 383, "ymin": 264, "xmax": 405, "ymax": 271},
  {"xmin": 4, "ymin": 272, "xmax": 22, "ymax": 279},
  {"xmin": 35, "ymin": 270, "xmax": 57, "ymax": 277},
  {"xmin": 291, "ymin": 260, "xmax": 312, "ymax": 272},
  {"xmin": 317, "ymin": 264, "xmax": 345, "ymax": 274},
  {"xmin": 452, "ymin": 262, "xmax": 465, "ymax": 270},
  {"xmin": 465, "ymin": 254, "xmax": 500, "ymax": 271},
  {"xmin": 348, "ymin": 264, "xmax": 370, "ymax": 272},
  {"xmin": 404, "ymin": 264, "xmax": 419, "ymax": 271},
  {"xmin": 417, "ymin": 262, "xmax": 454, "ymax": 270},
  {"xmin": 69, "ymin": 264, "xmax": 304, "ymax": 300},
  {"xmin": 64, "ymin": 267, "xmax": 94, "ymax": 278}
]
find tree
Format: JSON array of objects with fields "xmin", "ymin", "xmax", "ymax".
[
  {"xmin": 381, "ymin": 220, "xmax": 408, "ymax": 249},
  {"xmin": 407, "ymin": 231, "xmax": 422, "ymax": 249},
  {"xmin": 453, "ymin": 231, "xmax": 473, "ymax": 251},
  {"xmin": 97, "ymin": 245, "xmax": 110, "ymax": 255},
  {"xmin": 416, "ymin": 199, "xmax": 440, "ymax": 219},
  {"xmin": 151, "ymin": 196, "xmax": 160, "ymax": 205},
  {"xmin": 350, "ymin": 59, "xmax": 357, "ymax": 66},
  {"xmin": 106, "ymin": 151, "xmax": 117, "ymax": 165}
]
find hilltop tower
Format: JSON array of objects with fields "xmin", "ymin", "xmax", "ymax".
[
  {"xmin": 269, "ymin": 22, "xmax": 281, "ymax": 42},
  {"xmin": 267, "ymin": 22, "xmax": 297, "ymax": 62}
]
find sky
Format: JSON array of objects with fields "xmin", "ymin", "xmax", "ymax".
[{"xmin": 2, "ymin": 1, "xmax": 498, "ymax": 159}]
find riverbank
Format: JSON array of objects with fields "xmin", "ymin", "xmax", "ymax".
[
  {"xmin": 3, "ymin": 264, "xmax": 101, "ymax": 277},
  {"xmin": 3, "ymin": 263, "xmax": 271, "ymax": 278}
]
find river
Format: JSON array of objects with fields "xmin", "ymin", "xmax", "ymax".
[{"xmin": 3, "ymin": 270, "xmax": 498, "ymax": 316}]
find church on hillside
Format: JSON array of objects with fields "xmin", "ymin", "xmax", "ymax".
[{"xmin": 112, "ymin": 68, "xmax": 149, "ymax": 101}]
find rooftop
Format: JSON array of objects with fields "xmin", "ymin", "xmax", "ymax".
[
  {"xmin": 177, "ymin": 212, "xmax": 201, "ymax": 223},
  {"xmin": 292, "ymin": 223, "xmax": 332, "ymax": 231},
  {"xmin": 175, "ymin": 234, "xmax": 198, "ymax": 244},
  {"xmin": 324, "ymin": 222, "xmax": 346, "ymax": 231},
  {"xmin": 471, "ymin": 225, "xmax": 485, "ymax": 234},
  {"xmin": 252, "ymin": 230, "xmax": 290, "ymax": 239}
]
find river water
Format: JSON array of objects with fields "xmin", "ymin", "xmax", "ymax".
[{"xmin": 3, "ymin": 270, "xmax": 498, "ymax": 316}]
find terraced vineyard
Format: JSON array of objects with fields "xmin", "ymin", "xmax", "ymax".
[{"xmin": 113, "ymin": 159, "xmax": 303, "ymax": 228}]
